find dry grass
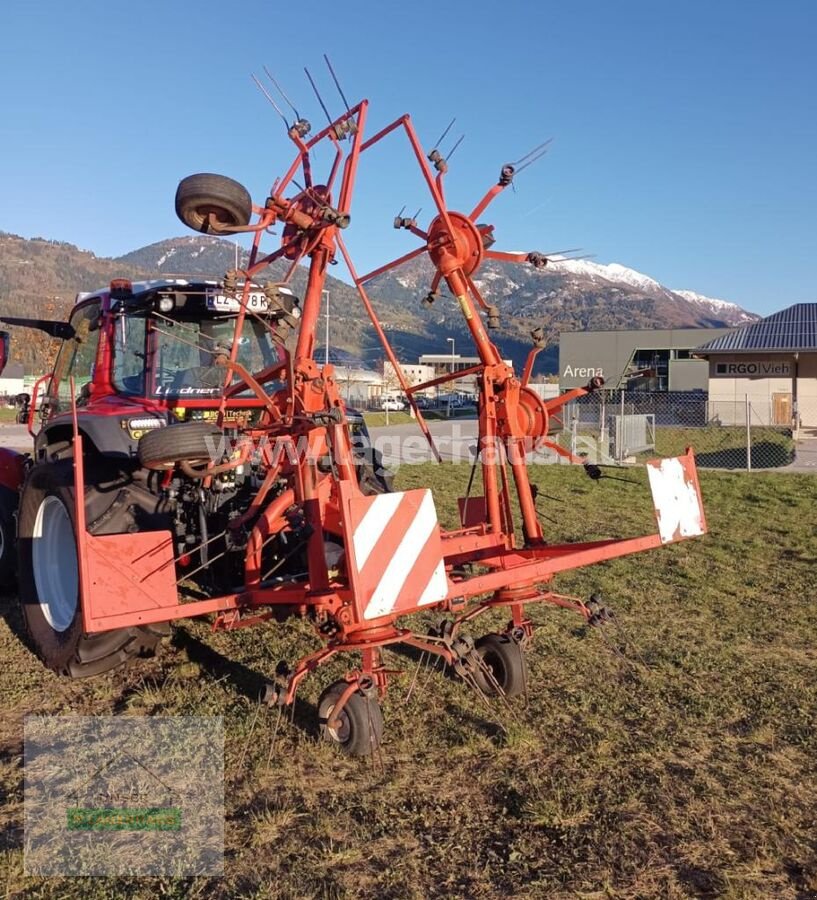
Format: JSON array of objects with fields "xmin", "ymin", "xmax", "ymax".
[{"xmin": 1, "ymin": 464, "xmax": 816, "ymax": 898}]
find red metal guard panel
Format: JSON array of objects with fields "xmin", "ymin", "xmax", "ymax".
[
  {"xmin": 339, "ymin": 484, "xmax": 450, "ymax": 621},
  {"xmin": 81, "ymin": 531, "xmax": 178, "ymax": 632}
]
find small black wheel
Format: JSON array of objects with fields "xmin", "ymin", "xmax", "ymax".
[
  {"xmin": 474, "ymin": 633, "xmax": 527, "ymax": 698},
  {"xmin": 175, "ymin": 173, "xmax": 253, "ymax": 234},
  {"xmin": 138, "ymin": 421, "xmax": 225, "ymax": 470},
  {"xmin": 0, "ymin": 485, "xmax": 17, "ymax": 588},
  {"xmin": 318, "ymin": 680, "xmax": 384, "ymax": 756}
]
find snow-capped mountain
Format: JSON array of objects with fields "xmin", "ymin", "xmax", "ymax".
[
  {"xmin": 116, "ymin": 235, "xmax": 249, "ymax": 275},
  {"xmin": 551, "ymin": 259, "xmax": 756, "ymax": 324},
  {"xmin": 0, "ymin": 230, "xmax": 758, "ymax": 376},
  {"xmin": 672, "ymin": 289, "xmax": 757, "ymax": 325},
  {"xmin": 552, "ymin": 259, "xmax": 667, "ymax": 295}
]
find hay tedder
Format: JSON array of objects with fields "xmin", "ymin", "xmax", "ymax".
[{"xmin": 0, "ymin": 71, "xmax": 706, "ymax": 754}]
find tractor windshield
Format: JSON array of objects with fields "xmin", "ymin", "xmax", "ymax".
[{"xmin": 112, "ymin": 310, "xmax": 285, "ymax": 399}]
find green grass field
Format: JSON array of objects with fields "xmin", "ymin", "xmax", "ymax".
[
  {"xmin": 361, "ymin": 410, "xmax": 416, "ymax": 427},
  {"xmin": 0, "ymin": 407, "xmax": 18, "ymax": 423},
  {"xmin": 653, "ymin": 426, "xmax": 795, "ymax": 469},
  {"xmin": 1, "ymin": 464, "xmax": 816, "ymax": 897},
  {"xmin": 363, "ymin": 408, "xmax": 477, "ymax": 428}
]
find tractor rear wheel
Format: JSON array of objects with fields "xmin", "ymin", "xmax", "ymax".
[
  {"xmin": 175, "ymin": 173, "xmax": 253, "ymax": 235},
  {"xmin": 473, "ymin": 633, "xmax": 527, "ymax": 698},
  {"xmin": 17, "ymin": 460, "xmax": 169, "ymax": 678},
  {"xmin": 357, "ymin": 448, "xmax": 394, "ymax": 496},
  {"xmin": 0, "ymin": 485, "xmax": 17, "ymax": 588},
  {"xmin": 318, "ymin": 680, "xmax": 384, "ymax": 756}
]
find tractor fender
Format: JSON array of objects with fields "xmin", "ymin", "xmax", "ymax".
[
  {"xmin": 37, "ymin": 413, "xmax": 147, "ymax": 462},
  {"xmin": 0, "ymin": 448, "xmax": 26, "ymax": 493}
]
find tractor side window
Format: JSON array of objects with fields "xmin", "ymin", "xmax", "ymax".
[
  {"xmin": 112, "ymin": 314, "xmax": 147, "ymax": 395},
  {"xmin": 49, "ymin": 302, "xmax": 102, "ymax": 412}
]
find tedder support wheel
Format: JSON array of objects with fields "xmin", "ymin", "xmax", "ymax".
[
  {"xmin": 474, "ymin": 633, "xmax": 528, "ymax": 698},
  {"xmin": 138, "ymin": 421, "xmax": 224, "ymax": 471},
  {"xmin": 0, "ymin": 485, "xmax": 17, "ymax": 588},
  {"xmin": 175, "ymin": 173, "xmax": 253, "ymax": 235},
  {"xmin": 16, "ymin": 459, "xmax": 169, "ymax": 678},
  {"xmin": 318, "ymin": 680, "xmax": 384, "ymax": 756}
]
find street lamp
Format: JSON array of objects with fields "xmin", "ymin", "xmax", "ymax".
[{"xmin": 447, "ymin": 337, "xmax": 455, "ymax": 417}]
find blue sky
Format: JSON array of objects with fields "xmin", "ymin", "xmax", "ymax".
[{"xmin": 0, "ymin": 0, "xmax": 814, "ymax": 315}]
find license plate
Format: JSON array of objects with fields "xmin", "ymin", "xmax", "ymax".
[{"xmin": 206, "ymin": 291, "xmax": 269, "ymax": 313}]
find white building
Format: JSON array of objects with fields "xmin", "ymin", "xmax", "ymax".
[
  {"xmin": 695, "ymin": 303, "xmax": 817, "ymax": 430},
  {"xmin": 384, "ymin": 353, "xmax": 514, "ymax": 397},
  {"xmin": 0, "ymin": 364, "xmax": 26, "ymax": 404},
  {"xmin": 332, "ymin": 365, "xmax": 384, "ymax": 405},
  {"xmin": 382, "ymin": 362, "xmax": 437, "ymax": 397}
]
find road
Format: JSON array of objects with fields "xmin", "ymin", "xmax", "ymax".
[
  {"xmin": 787, "ymin": 434, "xmax": 817, "ymax": 472},
  {"xmin": 368, "ymin": 418, "xmax": 478, "ymax": 465},
  {"xmin": 0, "ymin": 424, "xmax": 30, "ymax": 453}
]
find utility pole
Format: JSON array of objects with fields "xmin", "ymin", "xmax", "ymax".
[
  {"xmin": 323, "ymin": 289, "xmax": 330, "ymax": 366},
  {"xmin": 447, "ymin": 337, "xmax": 455, "ymax": 418},
  {"xmin": 384, "ymin": 357, "xmax": 389, "ymax": 426}
]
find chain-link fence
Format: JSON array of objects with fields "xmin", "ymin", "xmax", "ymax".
[{"xmin": 549, "ymin": 390, "xmax": 800, "ymax": 470}]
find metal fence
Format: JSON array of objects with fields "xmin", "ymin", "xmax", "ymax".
[{"xmin": 550, "ymin": 390, "xmax": 804, "ymax": 471}]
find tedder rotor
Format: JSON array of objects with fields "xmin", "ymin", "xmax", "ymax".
[{"xmin": 6, "ymin": 68, "xmax": 707, "ymax": 755}]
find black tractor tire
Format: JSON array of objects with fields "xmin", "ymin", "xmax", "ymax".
[
  {"xmin": 0, "ymin": 485, "xmax": 17, "ymax": 589},
  {"xmin": 138, "ymin": 421, "xmax": 225, "ymax": 471},
  {"xmin": 357, "ymin": 449, "xmax": 394, "ymax": 496},
  {"xmin": 473, "ymin": 633, "xmax": 528, "ymax": 698},
  {"xmin": 175, "ymin": 173, "xmax": 253, "ymax": 235},
  {"xmin": 318, "ymin": 680, "xmax": 384, "ymax": 756},
  {"xmin": 17, "ymin": 460, "xmax": 170, "ymax": 678}
]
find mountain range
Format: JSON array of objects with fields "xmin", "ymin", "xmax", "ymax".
[{"xmin": 0, "ymin": 231, "xmax": 757, "ymax": 375}]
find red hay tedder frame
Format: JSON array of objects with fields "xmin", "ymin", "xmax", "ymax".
[{"xmin": 70, "ymin": 90, "xmax": 707, "ymax": 734}]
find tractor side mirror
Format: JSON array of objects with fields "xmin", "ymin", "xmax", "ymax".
[{"xmin": 0, "ymin": 331, "xmax": 9, "ymax": 375}]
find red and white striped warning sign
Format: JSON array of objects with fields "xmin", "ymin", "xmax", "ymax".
[{"xmin": 341, "ymin": 487, "xmax": 450, "ymax": 621}]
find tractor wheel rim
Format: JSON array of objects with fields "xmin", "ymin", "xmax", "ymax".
[
  {"xmin": 325, "ymin": 704, "xmax": 351, "ymax": 743},
  {"xmin": 33, "ymin": 495, "xmax": 78, "ymax": 632}
]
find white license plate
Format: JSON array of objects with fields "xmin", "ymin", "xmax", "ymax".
[{"xmin": 206, "ymin": 291, "xmax": 269, "ymax": 313}]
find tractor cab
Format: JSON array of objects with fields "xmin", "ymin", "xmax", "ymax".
[{"xmin": 2, "ymin": 279, "xmax": 298, "ymax": 460}]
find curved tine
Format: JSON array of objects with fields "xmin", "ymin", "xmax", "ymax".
[
  {"xmin": 542, "ymin": 248, "xmax": 582, "ymax": 258},
  {"xmin": 516, "ymin": 143, "xmax": 551, "ymax": 174},
  {"xmin": 513, "ymin": 138, "xmax": 553, "ymax": 167},
  {"xmin": 446, "ymin": 134, "xmax": 465, "ymax": 162},
  {"xmin": 251, "ymin": 74, "xmax": 288, "ymax": 127},
  {"xmin": 432, "ymin": 117, "xmax": 456, "ymax": 150},
  {"xmin": 550, "ymin": 253, "xmax": 596, "ymax": 263},
  {"xmin": 324, "ymin": 54, "xmax": 351, "ymax": 113},
  {"xmin": 304, "ymin": 66, "xmax": 333, "ymax": 126},
  {"xmin": 263, "ymin": 66, "xmax": 301, "ymax": 120}
]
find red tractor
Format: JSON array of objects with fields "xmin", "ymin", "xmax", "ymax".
[
  {"xmin": 0, "ymin": 84, "xmax": 707, "ymax": 755},
  {"xmin": 0, "ymin": 282, "xmax": 385, "ymax": 678}
]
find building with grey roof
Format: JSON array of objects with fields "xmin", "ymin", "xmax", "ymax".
[{"xmin": 695, "ymin": 303, "xmax": 817, "ymax": 429}]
